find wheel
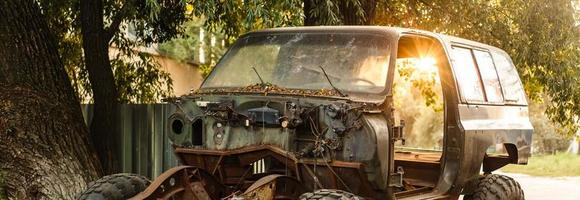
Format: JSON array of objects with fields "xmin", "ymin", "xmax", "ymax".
[
  {"xmin": 464, "ymin": 174, "xmax": 524, "ymax": 200},
  {"xmin": 76, "ymin": 173, "xmax": 150, "ymax": 200},
  {"xmin": 299, "ymin": 189, "xmax": 364, "ymax": 200}
]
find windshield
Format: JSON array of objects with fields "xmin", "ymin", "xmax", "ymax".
[{"xmin": 202, "ymin": 32, "xmax": 391, "ymax": 95}]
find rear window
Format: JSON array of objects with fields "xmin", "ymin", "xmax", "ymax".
[
  {"xmin": 492, "ymin": 52, "xmax": 527, "ymax": 105},
  {"xmin": 450, "ymin": 46, "xmax": 486, "ymax": 102},
  {"xmin": 473, "ymin": 50, "xmax": 504, "ymax": 103}
]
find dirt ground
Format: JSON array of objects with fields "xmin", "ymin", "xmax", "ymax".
[{"xmin": 505, "ymin": 173, "xmax": 580, "ymax": 200}]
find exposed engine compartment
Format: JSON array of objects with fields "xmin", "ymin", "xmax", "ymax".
[
  {"xmin": 166, "ymin": 95, "xmax": 394, "ymax": 198},
  {"xmin": 169, "ymin": 96, "xmax": 380, "ymax": 159}
]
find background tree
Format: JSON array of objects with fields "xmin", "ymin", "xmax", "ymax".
[
  {"xmin": 79, "ymin": 0, "xmax": 185, "ymax": 174},
  {"xmin": 0, "ymin": 0, "xmax": 101, "ymax": 198},
  {"xmin": 304, "ymin": 0, "xmax": 376, "ymax": 25},
  {"xmin": 38, "ymin": 0, "xmax": 177, "ymax": 103},
  {"xmin": 190, "ymin": 0, "xmax": 375, "ymax": 39},
  {"xmin": 158, "ymin": 17, "xmax": 228, "ymax": 77},
  {"xmin": 38, "ymin": 0, "xmax": 187, "ymax": 174}
]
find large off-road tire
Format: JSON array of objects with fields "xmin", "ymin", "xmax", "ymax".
[
  {"xmin": 76, "ymin": 173, "xmax": 150, "ymax": 200},
  {"xmin": 299, "ymin": 189, "xmax": 364, "ymax": 200},
  {"xmin": 464, "ymin": 174, "xmax": 524, "ymax": 200}
]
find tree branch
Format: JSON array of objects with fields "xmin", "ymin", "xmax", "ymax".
[{"xmin": 105, "ymin": 1, "xmax": 133, "ymax": 42}]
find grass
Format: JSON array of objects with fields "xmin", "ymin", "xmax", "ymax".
[{"xmin": 501, "ymin": 153, "xmax": 580, "ymax": 177}]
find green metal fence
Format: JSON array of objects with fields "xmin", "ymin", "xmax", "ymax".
[{"xmin": 81, "ymin": 104, "xmax": 179, "ymax": 179}]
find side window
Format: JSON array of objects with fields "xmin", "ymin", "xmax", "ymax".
[
  {"xmin": 473, "ymin": 50, "xmax": 504, "ymax": 103},
  {"xmin": 450, "ymin": 46, "xmax": 485, "ymax": 102},
  {"xmin": 493, "ymin": 52, "xmax": 527, "ymax": 105}
]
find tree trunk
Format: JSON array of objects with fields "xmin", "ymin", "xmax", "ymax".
[
  {"xmin": 340, "ymin": 0, "xmax": 377, "ymax": 25},
  {"xmin": 569, "ymin": 137, "xmax": 580, "ymax": 155},
  {"xmin": 0, "ymin": 0, "xmax": 101, "ymax": 199},
  {"xmin": 303, "ymin": 0, "xmax": 377, "ymax": 25},
  {"xmin": 303, "ymin": 0, "xmax": 318, "ymax": 26},
  {"xmin": 80, "ymin": 0, "xmax": 122, "ymax": 175}
]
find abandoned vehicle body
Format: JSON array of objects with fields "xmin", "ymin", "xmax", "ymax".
[{"xmin": 78, "ymin": 26, "xmax": 533, "ymax": 200}]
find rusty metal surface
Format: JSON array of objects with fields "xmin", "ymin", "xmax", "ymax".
[
  {"xmin": 130, "ymin": 166, "xmax": 225, "ymax": 200},
  {"xmin": 244, "ymin": 174, "xmax": 284, "ymax": 192},
  {"xmin": 190, "ymin": 182, "xmax": 211, "ymax": 199},
  {"xmin": 174, "ymin": 145, "xmax": 381, "ymax": 198},
  {"xmin": 242, "ymin": 175, "xmax": 307, "ymax": 200},
  {"xmin": 244, "ymin": 181, "xmax": 276, "ymax": 200},
  {"xmin": 394, "ymin": 151, "xmax": 441, "ymax": 188}
]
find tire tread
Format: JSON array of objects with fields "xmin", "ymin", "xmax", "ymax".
[
  {"xmin": 76, "ymin": 173, "xmax": 150, "ymax": 200},
  {"xmin": 300, "ymin": 189, "xmax": 364, "ymax": 200},
  {"xmin": 464, "ymin": 174, "xmax": 524, "ymax": 200}
]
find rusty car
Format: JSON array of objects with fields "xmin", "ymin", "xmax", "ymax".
[{"xmin": 78, "ymin": 26, "xmax": 532, "ymax": 200}]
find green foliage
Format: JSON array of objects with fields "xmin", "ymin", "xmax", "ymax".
[
  {"xmin": 529, "ymin": 101, "xmax": 571, "ymax": 154},
  {"xmin": 110, "ymin": 52, "xmax": 173, "ymax": 103},
  {"xmin": 394, "ymin": 59, "xmax": 444, "ymax": 150},
  {"xmin": 375, "ymin": 0, "xmax": 580, "ymax": 136},
  {"xmin": 158, "ymin": 18, "xmax": 227, "ymax": 77},
  {"xmin": 159, "ymin": 17, "xmax": 231, "ymax": 65},
  {"xmin": 158, "ymin": 20, "xmax": 203, "ymax": 62},
  {"xmin": 307, "ymin": 0, "xmax": 342, "ymax": 25},
  {"xmin": 190, "ymin": 0, "xmax": 371, "ymax": 38},
  {"xmin": 395, "ymin": 59, "xmax": 443, "ymax": 112},
  {"xmin": 197, "ymin": 64, "xmax": 215, "ymax": 78},
  {"xmin": 191, "ymin": 0, "xmax": 304, "ymax": 38},
  {"xmin": 501, "ymin": 152, "xmax": 580, "ymax": 177},
  {"xmin": 128, "ymin": 0, "xmax": 187, "ymax": 44},
  {"xmin": 307, "ymin": 0, "xmax": 367, "ymax": 25},
  {"xmin": 38, "ymin": 0, "xmax": 187, "ymax": 103}
]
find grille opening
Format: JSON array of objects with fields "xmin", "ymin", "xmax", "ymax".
[
  {"xmin": 249, "ymin": 157, "xmax": 293, "ymax": 177},
  {"xmin": 192, "ymin": 119, "xmax": 203, "ymax": 146},
  {"xmin": 252, "ymin": 159, "xmax": 267, "ymax": 174},
  {"xmin": 171, "ymin": 119, "xmax": 184, "ymax": 135}
]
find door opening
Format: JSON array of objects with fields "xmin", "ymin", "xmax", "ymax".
[{"xmin": 393, "ymin": 35, "xmax": 447, "ymax": 193}]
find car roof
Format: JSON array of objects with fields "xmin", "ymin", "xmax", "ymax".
[{"xmin": 250, "ymin": 26, "xmax": 508, "ymax": 54}]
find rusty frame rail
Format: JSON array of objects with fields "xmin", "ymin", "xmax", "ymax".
[{"xmin": 133, "ymin": 145, "xmax": 387, "ymax": 199}]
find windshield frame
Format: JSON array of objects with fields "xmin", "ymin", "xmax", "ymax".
[{"xmin": 199, "ymin": 28, "xmax": 399, "ymax": 103}]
